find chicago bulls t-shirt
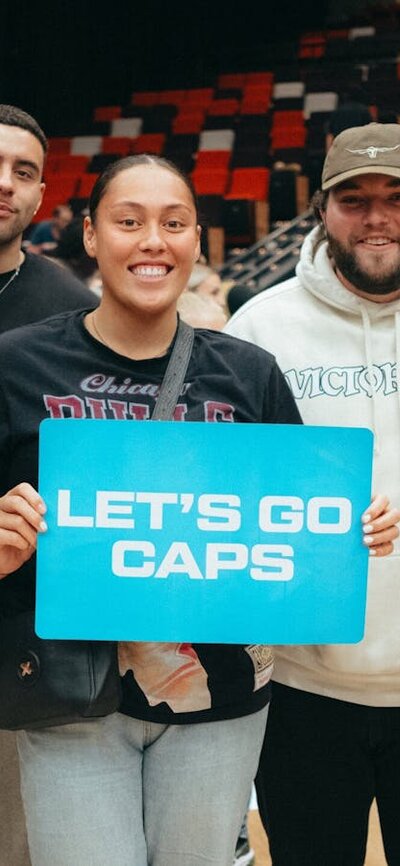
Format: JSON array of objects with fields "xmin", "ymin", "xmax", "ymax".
[{"xmin": 0, "ymin": 309, "xmax": 301, "ymax": 723}]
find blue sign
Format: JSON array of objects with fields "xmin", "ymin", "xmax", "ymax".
[{"xmin": 36, "ymin": 420, "xmax": 373, "ymax": 644}]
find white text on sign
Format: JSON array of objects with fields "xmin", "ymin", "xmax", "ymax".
[{"xmin": 56, "ymin": 490, "xmax": 352, "ymax": 582}]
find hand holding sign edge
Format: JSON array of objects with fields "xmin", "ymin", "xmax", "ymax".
[
  {"xmin": 362, "ymin": 493, "xmax": 400, "ymax": 556},
  {"xmin": 0, "ymin": 482, "xmax": 47, "ymax": 578}
]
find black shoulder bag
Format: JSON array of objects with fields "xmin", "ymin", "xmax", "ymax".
[{"xmin": 0, "ymin": 320, "xmax": 194, "ymax": 730}]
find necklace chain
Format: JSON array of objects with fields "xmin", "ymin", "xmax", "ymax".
[
  {"xmin": 91, "ymin": 311, "xmax": 110, "ymax": 348},
  {"xmin": 89, "ymin": 311, "xmax": 174, "ymax": 359},
  {"xmin": 0, "ymin": 266, "xmax": 20, "ymax": 299}
]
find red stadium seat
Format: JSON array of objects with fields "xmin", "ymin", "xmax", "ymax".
[
  {"xmin": 207, "ymin": 99, "xmax": 239, "ymax": 116},
  {"xmin": 300, "ymin": 31, "xmax": 326, "ymax": 45},
  {"xmin": 218, "ymin": 73, "xmax": 245, "ymax": 90},
  {"xmin": 45, "ymin": 155, "xmax": 90, "ymax": 176},
  {"xmin": 271, "ymin": 128, "xmax": 307, "ymax": 149},
  {"xmin": 240, "ymin": 97, "xmax": 272, "ymax": 115},
  {"xmin": 225, "ymin": 168, "xmax": 270, "ymax": 200},
  {"xmin": 102, "ymin": 137, "xmax": 132, "ymax": 155},
  {"xmin": 244, "ymin": 83, "xmax": 273, "ymax": 96},
  {"xmin": 241, "ymin": 82, "xmax": 273, "ymax": 115},
  {"xmin": 130, "ymin": 92, "xmax": 159, "ymax": 106},
  {"xmin": 77, "ymin": 174, "xmax": 99, "ymax": 197},
  {"xmin": 45, "ymin": 156, "xmax": 63, "ymax": 174},
  {"xmin": 94, "ymin": 106, "xmax": 122, "ymax": 122},
  {"xmin": 299, "ymin": 45, "xmax": 325, "ymax": 59},
  {"xmin": 245, "ymin": 72, "xmax": 274, "ymax": 85},
  {"xmin": 47, "ymin": 138, "xmax": 71, "ymax": 156},
  {"xmin": 191, "ymin": 168, "xmax": 230, "ymax": 196},
  {"xmin": 157, "ymin": 90, "xmax": 185, "ymax": 106},
  {"xmin": 131, "ymin": 133, "xmax": 166, "ymax": 154},
  {"xmin": 194, "ymin": 151, "xmax": 231, "ymax": 169},
  {"xmin": 45, "ymin": 176, "xmax": 80, "ymax": 199},
  {"xmin": 272, "ymin": 110, "xmax": 305, "ymax": 129},
  {"xmin": 183, "ymin": 88, "xmax": 214, "ymax": 108},
  {"xmin": 173, "ymin": 112, "xmax": 206, "ymax": 135}
]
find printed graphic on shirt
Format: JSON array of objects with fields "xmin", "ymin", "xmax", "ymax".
[
  {"xmin": 285, "ymin": 362, "xmax": 397, "ymax": 399},
  {"xmin": 118, "ymin": 642, "xmax": 211, "ymax": 712},
  {"xmin": 245, "ymin": 645, "xmax": 274, "ymax": 690},
  {"xmin": 43, "ymin": 376, "xmax": 235, "ymax": 422}
]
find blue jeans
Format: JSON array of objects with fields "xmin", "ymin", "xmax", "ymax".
[
  {"xmin": 17, "ymin": 706, "xmax": 268, "ymax": 866},
  {"xmin": 0, "ymin": 731, "xmax": 30, "ymax": 866}
]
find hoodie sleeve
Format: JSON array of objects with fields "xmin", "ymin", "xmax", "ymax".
[{"xmin": 225, "ymin": 305, "xmax": 258, "ymax": 343}]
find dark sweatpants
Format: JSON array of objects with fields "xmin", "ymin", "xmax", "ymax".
[{"xmin": 256, "ymin": 682, "xmax": 400, "ymax": 866}]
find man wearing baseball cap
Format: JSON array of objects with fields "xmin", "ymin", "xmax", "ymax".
[{"xmin": 226, "ymin": 123, "xmax": 400, "ymax": 865}]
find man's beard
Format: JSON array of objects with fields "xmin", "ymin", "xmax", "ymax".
[
  {"xmin": 326, "ymin": 231, "xmax": 400, "ymax": 296},
  {"xmin": 0, "ymin": 215, "xmax": 26, "ymax": 249}
]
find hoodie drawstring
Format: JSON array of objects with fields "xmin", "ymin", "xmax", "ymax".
[
  {"xmin": 360, "ymin": 305, "xmax": 380, "ymax": 453},
  {"xmin": 396, "ymin": 311, "xmax": 400, "ymax": 417},
  {"xmin": 359, "ymin": 306, "xmax": 400, "ymax": 454}
]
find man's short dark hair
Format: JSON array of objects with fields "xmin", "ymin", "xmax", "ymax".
[{"xmin": 0, "ymin": 104, "xmax": 47, "ymax": 155}]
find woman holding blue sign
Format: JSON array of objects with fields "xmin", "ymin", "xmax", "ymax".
[{"xmin": 0, "ymin": 154, "xmax": 397, "ymax": 866}]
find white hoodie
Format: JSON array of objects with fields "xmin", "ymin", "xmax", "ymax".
[{"xmin": 226, "ymin": 225, "xmax": 400, "ymax": 706}]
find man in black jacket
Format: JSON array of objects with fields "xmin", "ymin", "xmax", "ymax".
[
  {"xmin": 0, "ymin": 104, "xmax": 96, "ymax": 334},
  {"xmin": 0, "ymin": 103, "xmax": 97, "ymax": 866}
]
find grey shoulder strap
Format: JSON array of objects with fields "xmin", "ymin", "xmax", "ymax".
[{"xmin": 151, "ymin": 320, "xmax": 195, "ymax": 421}]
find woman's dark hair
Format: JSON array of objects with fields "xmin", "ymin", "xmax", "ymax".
[{"xmin": 89, "ymin": 154, "xmax": 199, "ymax": 223}]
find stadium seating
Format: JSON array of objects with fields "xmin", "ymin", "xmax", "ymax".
[
  {"xmin": 102, "ymin": 137, "xmax": 131, "ymax": 155},
  {"xmin": 94, "ymin": 106, "xmax": 122, "ymax": 122},
  {"xmin": 131, "ymin": 133, "xmax": 166, "ymax": 154},
  {"xmin": 110, "ymin": 118, "xmax": 143, "ymax": 138},
  {"xmin": 40, "ymin": 7, "xmax": 400, "ymax": 267},
  {"xmin": 220, "ymin": 209, "xmax": 315, "ymax": 290},
  {"xmin": 71, "ymin": 136, "xmax": 102, "ymax": 156},
  {"xmin": 225, "ymin": 168, "xmax": 270, "ymax": 201}
]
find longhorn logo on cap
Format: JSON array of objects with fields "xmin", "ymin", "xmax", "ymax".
[{"xmin": 346, "ymin": 145, "xmax": 400, "ymax": 159}]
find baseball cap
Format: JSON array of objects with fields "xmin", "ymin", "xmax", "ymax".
[{"xmin": 322, "ymin": 123, "xmax": 400, "ymax": 190}]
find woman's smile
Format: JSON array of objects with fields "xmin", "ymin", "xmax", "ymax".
[{"xmin": 128, "ymin": 262, "xmax": 174, "ymax": 281}]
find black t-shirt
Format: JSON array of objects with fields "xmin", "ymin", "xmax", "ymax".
[
  {"xmin": 0, "ymin": 252, "xmax": 97, "ymax": 334},
  {"xmin": 0, "ymin": 309, "xmax": 302, "ymax": 724}
]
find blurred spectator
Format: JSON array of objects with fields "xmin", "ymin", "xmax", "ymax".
[
  {"xmin": 187, "ymin": 262, "xmax": 226, "ymax": 308},
  {"xmin": 178, "ymin": 291, "xmax": 227, "ymax": 330},
  {"xmin": 26, "ymin": 203, "xmax": 73, "ymax": 254},
  {"xmin": 227, "ymin": 284, "xmax": 256, "ymax": 316},
  {"xmin": 48, "ymin": 216, "xmax": 101, "ymax": 295}
]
